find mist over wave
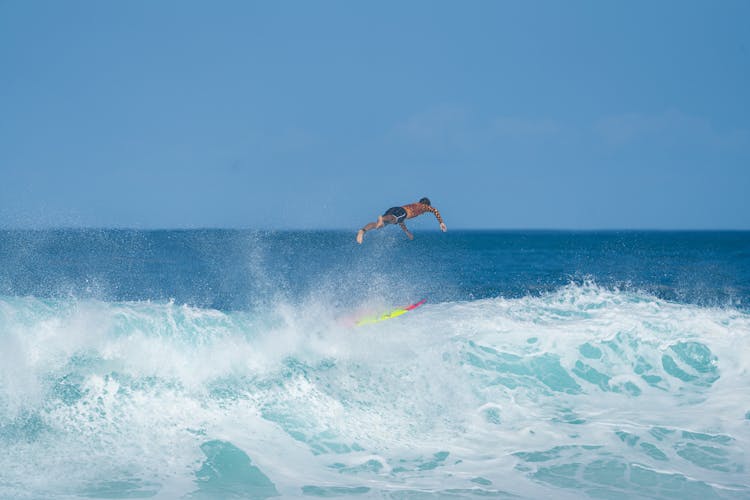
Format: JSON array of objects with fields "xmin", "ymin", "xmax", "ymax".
[
  {"xmin": 2, "ymin": 229, "xmax": 748, "ymax": 311},
  {"xmin": 1, "ymin": 229, "xmax": 748, "ymax": 498},
  {"xmin": 1, "ymin": 282, "xmax": 748, "ymax": 499}
]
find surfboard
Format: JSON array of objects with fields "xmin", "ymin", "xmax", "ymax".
[{"xmin": 355, "ymin": 299, "xmax": 427, "ymax": 326}]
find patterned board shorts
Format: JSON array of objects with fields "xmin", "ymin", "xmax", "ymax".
[{"xmin": 383, "ymin": 206, "xmax": 407, "ymax": 224}]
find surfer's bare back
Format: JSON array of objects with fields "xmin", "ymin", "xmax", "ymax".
[{"xmin": 356, "ymin": 197, "xmax": 447, "ymax": 244}]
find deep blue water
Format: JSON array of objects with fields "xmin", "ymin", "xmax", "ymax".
[
  {"xmin": 1, "ymin": 229, "xmax": 749, "ymax": 499},
  {"xmin": 1, "ymin": 230, "xmax": 748, "ymax": 310}
]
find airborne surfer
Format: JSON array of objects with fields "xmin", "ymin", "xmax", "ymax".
[{"xmin": 356, "ymin": 197, "xmax": 447, "ymax": 244}]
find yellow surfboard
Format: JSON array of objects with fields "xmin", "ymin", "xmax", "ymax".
[{"xmin": 355, "ymin": 299, "xmax": 427, "ymax": 326}]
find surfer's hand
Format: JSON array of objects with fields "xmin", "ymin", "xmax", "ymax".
[{"xmin": 440, "ymin": 223, "xmax": 447, "ymax": 232}]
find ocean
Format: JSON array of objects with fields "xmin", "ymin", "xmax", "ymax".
[{"xmin": 0, "ymin": 229, "xmax": 748, "ymax": 499}]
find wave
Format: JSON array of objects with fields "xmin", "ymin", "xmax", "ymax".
[{"xmin": 1, "ymin": 283, "xmax": 748, "ymax": 499}]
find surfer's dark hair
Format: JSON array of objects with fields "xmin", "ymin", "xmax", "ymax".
[{"xmin": 419, "ymin": 197, "xmax": 431, "ymax": 206}]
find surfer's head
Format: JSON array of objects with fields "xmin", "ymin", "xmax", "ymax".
[{"xmin": 419, "ymin": 197, "xmax": 431, "ymax": 206}]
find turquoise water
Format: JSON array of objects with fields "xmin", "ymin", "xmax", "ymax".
[{"xmin": 0, "ymin": 230, "xmax": 748, "ymax": 499}]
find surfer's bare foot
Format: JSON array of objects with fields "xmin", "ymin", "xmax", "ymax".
[
  {"xmin": 356, "ymin": 229, "xmax": 364, "ymax": 244},
  {"xmin": 375, "ymin": 215, "xmax": 384, "ymax": 229}
]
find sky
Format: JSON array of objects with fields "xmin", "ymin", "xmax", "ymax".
[{"xmin": 1, "ymin": 1, "xmax": 749, "ymax": 230}]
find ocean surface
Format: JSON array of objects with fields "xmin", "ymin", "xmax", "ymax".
[{"xmin": 0, "ymin": 229, "xmax": 749, "ymax": 499}]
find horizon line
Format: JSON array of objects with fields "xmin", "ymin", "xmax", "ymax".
[{"xmin": 1, "ymin": 226, "xmax": 749, "ymax": 233}]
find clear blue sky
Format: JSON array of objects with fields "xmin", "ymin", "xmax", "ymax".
[{"xmin": 1, "ymin": 1, "xmax": 748, "ymax": 229}]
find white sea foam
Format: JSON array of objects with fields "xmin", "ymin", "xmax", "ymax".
[{"xmin": 0, "ymin": 283, "xmax": 748, "ymax": 498}]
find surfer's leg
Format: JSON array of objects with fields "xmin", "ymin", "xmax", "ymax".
[
  {"xmin": 356, "ymin": 214, "xmax": 398, "ymax": 244},
  {"xmin": 357, "ymin": 219, "xmax": 381, "ymax": 244},
  {"xmin": 362, "ymin": 215, "xmax": 395, "ymax": 232}
]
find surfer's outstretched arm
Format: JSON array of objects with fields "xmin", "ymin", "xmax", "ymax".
[
  {"xmin": 427, "ymin": 206, "xmax": 447, "ymax": 232},
  {"xmin": 399, "ymin": 222, "xmax": 414, "ymax": 240}
]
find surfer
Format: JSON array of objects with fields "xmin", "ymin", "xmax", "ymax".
[{"xmin": 356, "ymin": 197, "xmax": 447, "ymax": 244}]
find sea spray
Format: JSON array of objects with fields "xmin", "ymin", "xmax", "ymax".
[{"xmin": 1, "ymin": 283, "xmax": 748, "ymax": 498}]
